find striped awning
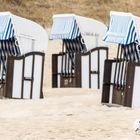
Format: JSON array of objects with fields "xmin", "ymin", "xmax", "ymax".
[
  {"xmin": 0, "ymin": 15, "xmax": 14, "ymax": 40},
  {"xmin": 50, "ymin": 15, "xmax": 80, "ymax": 40},
  {"xmin": 103, "ymin": 11, "xmax": 138, "ymax": 45}
]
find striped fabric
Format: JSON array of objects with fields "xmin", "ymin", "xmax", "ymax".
[
  {"xmin": 50, "ymin": 16, "xmax": 80, "ymax": 40},
  {"xmin": 103, "ymin": 12, "xmax": 138, "ymax": 45},
  {"xmin": 0, "ymin": 38, "xmax": 21, "ymax": 81},
  {"xmin": 0, "ymin": 14, "xmax": 21, "ymax": 81},
  {"xmin": 60, "ymin": 36, "xmax": 86, "ymax": 76},
  {"xmin": 0, "ymin": 15, "xmax": 14, "ymax": 40}
]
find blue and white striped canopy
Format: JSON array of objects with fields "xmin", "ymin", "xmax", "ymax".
[
  {"xmin": 50, "ymin": 15, "xmax": 80, "ymax": 40},
  {"xmin": 103, "ymin": 11, "xmax": 138, "ymax": 45},
  {"xmin": 0, "ymin": 15, "xmax": 14, "ymax": 40}
]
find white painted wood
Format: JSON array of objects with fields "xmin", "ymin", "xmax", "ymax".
[
  {"xmin": 12, "ymin": 14, "xmax": 48, "ymax": 54},
  {"xmin": 76, "ymin": 15, "xmax": 107, "ymax": 50},
  {"xmin": 32, "ymin": 55, "xmax": 42, "ymax": 99},
  {"xmin": 99, "ymin": 50, "xmax": 107, "ymax": 90},
  {"xmin": 111, "ymin": 62, "xmax": 116, "ymax": 83},
  {"xmin": 132, "ymin": 66, "xmax": 140, "ymax": 108},
  {"xmin": 81, "ymin": 55, "xmax": 89, "ymax": 88},
  {"xmin": 108, "ymin": 62, "xmax": 116, "ymax": 103},
  {"xmin": 57, "ymin": 75, "xmax": 60, "ymax": 88},
  {"xmin": 58, "ymin": 56, "xmax": 62, "ymax": 73},
  {"xmin": 91, "ymin": 75, "xmax": 98, "ymax": 88},
  {"xmin": 24, "ymin": 56, "xmax": 33, "ymax": 78},
  {"xmin": 109, "ymin": 85, "xmax": 113, "ymax": 104},
  {"xmin": 23, "ymin": 56, "xmax": 33, "ymax": 99},
  {"xmin": 91, "ymin": 51, "xmax": 98, "ymax": 88},
  {"xmin": 12, "ymin": 60, "xmax": 23, "ymax": 98},
  {"xmin": 23, "ymin": 81, "xmax": 31, "ymax": 99},
  {"xmin": 12, "ymin": 54, "xmax": 43, "ymax": 99},
  {"xmin": 18, "ymin": 37, "xmax": 34, "ymax": 54},
  {"xmin": 57, "ymin": 56, "xmax": 62, "ymax": 87},
  {"xmin": 91, "ymin": 51, "xmax": 98, "ymax": 70}
]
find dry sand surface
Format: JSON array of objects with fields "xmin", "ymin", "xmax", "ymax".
[
  {"xmin": 0, "ymin": 89, "xmax": 140, "ymax": 140},
  {"xmin": 0, "ymin": 32, "xmax": 140, "ymax": 139}
]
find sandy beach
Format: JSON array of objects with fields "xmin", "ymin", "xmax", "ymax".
[
  {"xmin": 0, "ymin": 0, "xmax": 140, "ymax": 139},
  {"xmin": 0, "ymin": 36, "xmax": 140, "ymax": 140},
  {"xmin": 0, "ymin": 88, "xmax": 140, "ymax": 140}
]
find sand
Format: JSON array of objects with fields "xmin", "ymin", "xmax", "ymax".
[
  {"xmin": 0, "ymin": 33, "xmax": 140, "ymax": 140},
  {"xmin": 0, "ymin": 88, "xmax": 140, "ymax": 140}
]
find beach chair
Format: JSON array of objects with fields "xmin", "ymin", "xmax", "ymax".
[
  {"xmin": 51, "ymin": 14, "xmax": 108, "ymax": 89},
  {"xmin": 0, "ymin": 12, "xmax": 48, "ymax": 99},
  {"xmin": 102, "ymin": 11, "xmax": 140, "ymax": 107}
]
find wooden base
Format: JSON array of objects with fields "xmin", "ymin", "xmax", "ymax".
[
  {"xmin": 112, "ymin": 87, "xmax": 125, "ymax": 105},
  {"xmin": 60, "ymin": 76, "xmax": 76, "ymax": 87}
]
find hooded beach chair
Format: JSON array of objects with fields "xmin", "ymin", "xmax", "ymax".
[
  {"xmin": 0, "ymin": 12, "xmax": 48, "ymax": 99},
  {"xmin": 50, "ymin": 14, "xmax": 108, "ymax": 89},
  {"xmin": 101, "ymin": 11, "xmax": 140, "ymax": 108}
]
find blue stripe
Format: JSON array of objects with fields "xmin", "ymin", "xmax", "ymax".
[
  {"xmin": 4, "ymin": 19, "xmax": 11, "ymax": 39},
  {"xmin": 71, "ymin": 20, "xmax": 80, "ymax": 39},
  {"xmin": 129, "ymin": 26, "xmax": 135, "ymax": 44},
  {"xmin": 77, "ymin": 27, "xmax": 80, "ymax": 37},
  {"xmin": 4, "ymin": 19, "xmax": 12, "ymax": 40},
  {"xmin": 69, "ymin": 18, "xmax": 75, "ymax": 39},
  {"xmin": 0, "ymin": 16, "xmax": 14, "ymax": 40},
  {"xmin": 132, "ymin": 28, "xmax": 137, "ymax": 43},
  {"xmin": 134, "ymin": 32, "xmax": 137, "ymax": 42},
  {"xmin": 71, "ymin": 21, "xmax": 77, "ymax": 39},
  {"xmin": 8, "ymin": 23, "xmax": 13, "ymax": 38},
  {"xmin": 74, "ymin": 24, "xmax": 79, "ymax": 38},
  {"xmin": 125, "ymin": 20, "xmax": 133, "ymax": 44},
  {"xmin": 12, "ymin": 29, "xmax": 14, "ymax": 38},
  {"xmin": 7, "ymin": 21, "xmax": 13, "ymax": 39}
]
